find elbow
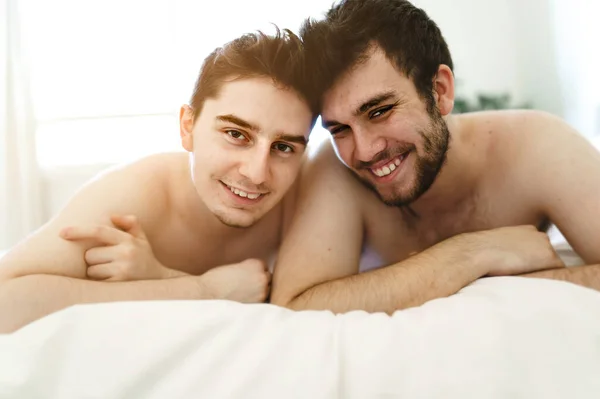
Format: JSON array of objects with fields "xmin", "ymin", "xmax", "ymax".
[
  {"xmin": 271, "ymin": 289, "xmax": 314, "ymax": 311},
  {"xmin": 270, "ymin": 290, "xmax": 303, "ymax": 310},
  {"xmin": 0, "ymin": 260, "xmax": 16, "ymax": 286},
  {"xmin": 0, "ymin": 268, "xmax": 19, "ymax": 296},
  {"xmin": 270, "ymin": 294, "xmax": 294, "ymax": 309}
]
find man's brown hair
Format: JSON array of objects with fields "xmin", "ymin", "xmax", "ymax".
[
  {"xmin": 190, "ymin": 27, "xmax": 317, "ymax": 123},
  {"xmin": 301, "ymin": 0, "xmax": 454, "ymax": 112}
]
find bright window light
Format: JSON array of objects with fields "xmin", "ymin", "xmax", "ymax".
[{"xmin": 20, "ymin": 0, "xmax": 332, "ymax": 167}]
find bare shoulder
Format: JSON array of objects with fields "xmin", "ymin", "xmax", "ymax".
[
  {"xmin": 461, "ymin": 110, "xmax": 592, "ymax": 168},
  {"xmin": 102, "ymin": 151, "xmax": 185, "ymax": 187},
  {"xmin": 303, "ymin": 139, "xmax": 365, "ymax": 197},
  {"xmin": 466, "ymin": 109, "xmax": 584, "ymax": 148},
  {"xmin": 464, "ymin": 110, "xmax": 599, "ymax": 204},
  {"xmin": 80, "ymin": 152, "xmax": 186, "ymax": 217}
]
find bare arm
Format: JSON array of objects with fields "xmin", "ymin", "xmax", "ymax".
[
  {"xmin": 272, "ymin": 142, "xmax": 564, "ymax": 313},
  {"xmin": 520, "ymin": 112, "xmax": 600, "ymax": 289},
  {"xmin": 0, "ymin": 155, "xmax": 200, "ymax": 331},
  {"xmin": 523, "ymin": 264, "xmax": 600, "ymax": 290},
  {"xmin": 277, "ymin": 234, "xmax": 489, "ymax": 313},
  {"xmin": 270, "ymin": 143, "xmax": 365, "ymax": 309},
  {"xmin": 270, "ymin": 141, "xmax": 480, "ymax": 314},
  {"xmin": 0, "ymin": 273, "xmax": 211, "ymax": 333}
]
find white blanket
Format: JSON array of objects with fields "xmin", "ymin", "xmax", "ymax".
[{"xmin": 1, "ymin": 277, "xmax": 600, "ymax": 398}]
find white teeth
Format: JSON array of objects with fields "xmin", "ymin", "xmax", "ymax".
[
  {"xmin": 372, "ymin": 156, "xmax": 404, "ymax": 177},
  {"xmin": 227, "ymin": 184, "xmax": 261, "ymax": 200}
]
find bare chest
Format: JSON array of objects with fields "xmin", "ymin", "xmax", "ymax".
[
  {"xmin": 363, "ymin": 192, "xmax": 546, "ymax": 267},
  {"xmin": 149, "ymin": 217, "xmax": 281, "ymax": 275}
]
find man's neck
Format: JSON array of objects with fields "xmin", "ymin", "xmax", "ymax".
[{"xmin": 409, "ymin": 114, "xmax": 481, "ymax": 216}]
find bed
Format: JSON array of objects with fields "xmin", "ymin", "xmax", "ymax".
[
  {"xmin": 1, "ymin": 196, "xmax": 599, "ymax": 397},
  {"xmin": 1, "ymin": 274, "xmax": 600, "ymax": 398}
]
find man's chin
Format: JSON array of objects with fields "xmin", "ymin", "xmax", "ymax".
[
  {"xmin": 212, "ymin": 208, "xmax": 261, "ymax": 229},
  {"xmin": 355, "ymin": 175, "xmax": 416, "ymax": 206},
  {"xmin": 215, "ymin": 215, "xmax": 256, "ymax": 228},
  {"xmin": 219, "ymin": 219, "xmax": 254, "ymax": 229}
]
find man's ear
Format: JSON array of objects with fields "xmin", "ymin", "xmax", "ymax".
[
  {"xmin": 179, "ymin": 105, "xmax": 195, "ymax": 152},
  {"xmin": 432, "ymin": 65, "xmax": 455, "ymax": 116}
]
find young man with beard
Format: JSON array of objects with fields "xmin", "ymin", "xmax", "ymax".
[
  {"xmin": 0, "ymin": 29, "xmax": 317, "ymax": 333},
  {"xmin": 271, "ymin": 0, "xmax": 600, "ymax": 313}
]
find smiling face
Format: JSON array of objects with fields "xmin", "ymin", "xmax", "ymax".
[
  {"xmin": 321, "ymin": 48, "xmax": 452, "ymax": 207},
  {"xmin": 180, "ymin": 77, "xmax": 313, "ymax": 228}
]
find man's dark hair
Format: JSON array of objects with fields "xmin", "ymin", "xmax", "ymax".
[
  {"xmin": 300, "ymin": 0, "xmax": 453, "ymax": 111},
  {"xmin": 190, "ymin": 27, "xmax": 318, "ymax": 122}
]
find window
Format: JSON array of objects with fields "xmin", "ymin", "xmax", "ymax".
[
  {"xmin": 551, "ymin": 0, "xmax": 600, "ymax": 137},
  {"xmin": 20, "ymin": 0, "xmax": 331, "ymax": 167}
]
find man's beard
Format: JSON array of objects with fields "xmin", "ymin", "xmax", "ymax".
[{"xmin": 353, "ymin": 109, "xmax": 450, "ymax": 207}]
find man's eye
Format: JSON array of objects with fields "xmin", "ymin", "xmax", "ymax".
[
  {"xmin": 370, "ymin": 105, "xmax": 393, "ymax": 119},
  {"xmin": 330, "ymin": 126, "xmax": 348, "ymax": 135},
  {"xmin": 226, "ymin": 130, "xmax": 246, "ymax": 140},
  {"xmin": 274, "ymin": 143, "xmax": 293, "ymax": 153}
]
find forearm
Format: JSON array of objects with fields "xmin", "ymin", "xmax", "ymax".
[
  {"xmin": 522, "ymin": 264, "xmax": 600, "ymax": 290},
  {"xmin": 0, "ymin": 274, "xmax": 211, "ymax": 333},
  {"xmin": 288, "ymin": 243, "xmax": 487, "ymax": 314},
  {"xmin": 162, "ymin": 267, "xmax": 191, "ymax": 278}
]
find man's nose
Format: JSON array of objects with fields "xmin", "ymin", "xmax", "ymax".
[
  {"xmin": 353, "ymin": 127, "xmax": 387, "ymax": 163},
  {"xmin": 238, "ymin": 145, "xmax": 270, "ymax": 186}
]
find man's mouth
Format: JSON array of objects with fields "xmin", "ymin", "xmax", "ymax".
[
  {"xmin": 370, "ymin": 152, "xmax": 410, "ymax": 178},
  {"xmin": 221, "ymin": 182, "xmax": 265, "ymax": 200}
]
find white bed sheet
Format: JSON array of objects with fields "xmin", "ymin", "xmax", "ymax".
[{"xmin": 1, "ymin": 277, "xmax": 600, "ymax": 399}]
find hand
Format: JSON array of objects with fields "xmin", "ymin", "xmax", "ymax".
[
  {"xmin": 200, "ymin": 259, "xmax": 271, "ymax": 303},
  {"xmin": 60, "ymin": 215, "xmax": 169, "ymax": 281},
  {"xmin": 453, "ymin": 225, "xmax": 565, "ymax": 277}
]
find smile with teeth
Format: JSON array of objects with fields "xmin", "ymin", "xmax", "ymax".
[
  {"xmin": 225, "ymin": 183, "xmax": 263, "ymax": 200},
  {"xmin": 371, "ymin": 153, "xmax": 408, "ymax": 177}
]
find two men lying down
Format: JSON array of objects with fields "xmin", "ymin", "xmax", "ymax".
[{"xmin": 1, "ymin": 0, "xmax": 599, "ymax": 333}]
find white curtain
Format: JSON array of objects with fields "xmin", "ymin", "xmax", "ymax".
[
  {"xmin": 0, "ymin": 0, "xmax": 44, "ymax": 249},
  {"xmin": 552, "ymin": 0, "xmax": 600, "ymax": 139}
]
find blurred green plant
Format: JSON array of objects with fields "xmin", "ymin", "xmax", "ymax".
[
  {"xmin": 453, "ymin": 93, "xmax": 532, "ymax": 113},
  {"xmin": 452, "ymin": 79, "xmax": 532, "ymax": 113}
]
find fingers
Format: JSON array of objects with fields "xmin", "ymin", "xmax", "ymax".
[
  {"xmin": 87, "ymin": 262, "xmax": 137, "ymax": 281},
  {"xmin": 111, "ymin": 215, "xmax": 147, "ymax": 239},
  {"xmin": 60, "ymin": 225, "xmax": 131, "ymax": 245},
  {"xmin": 87, "ymin": 263, "xmax": 116, "ymax": 280},
  {"xmin": 111, "ymin": 215, "xmax": 136, "ymax": 231},
  {"xmin": 84, "ymin": 246, "xmax": 119, "ymax": 265}
]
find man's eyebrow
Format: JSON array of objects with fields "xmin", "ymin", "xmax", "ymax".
[
  {"xmin": 321, "ymin": 91, "xmax": 399, "ymax": 130},
  {"xmin": 216, "ymin": 114, "xmax": 259, "ymax": 131},
  {"xmin": 322, "ymin": 119, "xmax": 342, "ymax": 129},
  {"xmin": 275, "ymin": 133, "xmax": 308, "ymax": 146},
  {"xmin": 354, "ymin": 91, "xmax": 397, "ymax": 116}
]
